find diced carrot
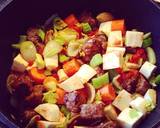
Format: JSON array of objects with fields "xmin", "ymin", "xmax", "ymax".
[
  {"xmin": 64, "ymin": 14, "xmax": 79, "ymax": 26},
  {"xmin": 99, "ymin": 84, "xmax": 116, "ymax": 103},
  {"xmin": 56, "ymin": 88, "xmax": 66, "ymax": 104},
  {"xmin": 29, "ymin": 67, "xmax": 46, "ymax": 84},
  {"xmin": 111, "ymin": 20, "xmax": 125, "ymax": 34},
  {"xmin": 63, "ymin": 59, "xmax": 81, "ymax": 76}
]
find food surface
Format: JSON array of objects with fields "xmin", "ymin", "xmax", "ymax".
[{"xmin": 7, "ymin": 12, "xmax": 159, "ymax": 128}]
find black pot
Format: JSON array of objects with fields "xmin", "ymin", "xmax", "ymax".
[{"xmin": 0, "ymin": 0, "xmax": 160, "ymax": 127}]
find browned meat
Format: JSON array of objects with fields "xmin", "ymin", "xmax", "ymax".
[
  {"xmin": 93, "ymin": 121, "xmax": 119, "ymax": 128},
  {"xmin": 80, "ymin": 103, "xmax": 104, "ymax": 119},
  {"xmin": 22, "ymin": 109, "xmax": 37, "ymax": 122},
  {"xmin": 136, "ymin": 74, "xmax": 150, "ymax": 95},
  {"xmin": 94, "ymin": 67, "xmax": 104, "ymax": 76},
  {"xmin": 27, "ymin": 28, "xmax": 41, "ymax": 44},
  {"xmin": 81, "ymin": 34, "xmax": 107, "ymax": 62},
  {"xmin": 79, "ymin": 12, "xmax": 97, "ymax": 29},
  {"xmin": 64, "ymin": 91, "xmax": 87, "ymax": 113},
  {"xmin": 120, "ymin": 71, "xmax": 138, "ymax": 93},
  {"xmin": 7, "ymin": 72, "xmax": 33, "ymax": 94},
  {"xmin": 25, "ymin": 85, "xmax": 46, "ymax": 107},
  {"xmin": 118, "ymin": 70, "xmax": 150, "ymax": 95}
]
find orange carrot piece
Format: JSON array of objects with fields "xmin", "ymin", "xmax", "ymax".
[
  {"xmin": 99, "ymin": 84, "xmax": 116, "ymax": 103},
  {"xmin": 29, "ymin": 67, "xmax": 46, "ymax": 84},
  {"xmin": 63, "ymin": 59, "xmax": 80, "ymax": 76}
]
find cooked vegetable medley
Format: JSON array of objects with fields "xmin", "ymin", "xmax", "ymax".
[{"xmin": 7, "ymin": 11, "xmax": 159, "ymax": 128}]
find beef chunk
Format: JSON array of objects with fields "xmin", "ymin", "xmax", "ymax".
[
  {"xmin": 119, "ymin": 70, "xmax": 150, "ymax": 95},
  {"xmin": 79, "ymin": 12, "xmax": 97, "ymax": 29},
  {"xmin": 81, "ymin": 34, "xmax": 107, "ymax": 62},
  {"xmin": 7, "ymin": 72, "xmax": 33, "ymax": 95},
  {"xmin": 22, "ymin": 109, "xmax": 37, "ymax": 122},
  {"xmin": 94, "ymin": 121, "xmax": 119, "ymax": 128},
  {"xmin": 64, "ymin": 91, "xmax": 87, "ymax": 113},
  {"xmin": 136, "ymin": 74, "xmax": 150, "ymax": 95},
  {"xmin": 80, "ymin": 103, "xmax": 104, "ymax": 119},
  {"xmin": 27, "ymin": 28, "xmax": 41, "ymax": 44},
  {"xmin": 25, "ymin": 85, "xmax": 46, "ymax": 107}
]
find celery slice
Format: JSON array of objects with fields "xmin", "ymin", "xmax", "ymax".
[
  {"xmin": 38, "ymin": 29, "xmax": 45, "ymax": 41},
  {"xmin": 143, "ymin": 37, "xmax": 152, "ymax": 48},
  {"xmin": 43, "ymin": 91, "xmax": 57, "ymax": 104},
  {"xmin": 59, "ymin": 54, "xmax": 69, "ymax": 63},
  {"xmin": 92, "ymin": 72, "xmax": 109, "ymax": 89},
  {"xmin": 90, "ymin": 54, "xmax": 103, "ymax": 67},
  {"xmin": 82, "ymin": 23, "xmax": 92, "ymax": 33},
  {"xmin": 146, "ymin": 47, "xmax": 156, "ymax": 64},
  {"xmin": 155, "ymin": 75, "xmax": 160, "ymax": 84}
]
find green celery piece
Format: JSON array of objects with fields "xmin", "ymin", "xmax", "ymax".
[
  {"xmin": 92, "ymin": 72, "xmax": 109, "ymax": 89},
  {"xmin": 38, "ymin": 29, "xmax": 45, "ymax": 41},
  {"xmin": 143, "ymin": 37, "xmax": 152, "ymax": 48},
  {"xmin": 90, "ymin": 54, "xmax": 103, "ymax": 67},
  {"xmin": 54, "ymin": 35, "xmax": 65, "ymax": 45},
  {"xmin": 43, "ymin": 91, "xmax": 57, "ymax": 104},
  {"xmin": 36, "ymin": 54, "xmax": 45, "ymax": 69},
  {"xmin": 146, "ymin": 47, "xmax": 156, "ymax": 65},
  {"xmin": 155, "ymin": 75, "xmax": 160, "ymax": 84},
  {"xmin": 58, "ymin": 28, "xmax": 77, "ymax": 43},
  {"xmin": 59, "ymin": 54, "xmax": 69, "ymax": 63},
  {"xmin": 53, "ymin": 17, "xmax": 67, "ymax": 30},
  {"xmin": 82, "ymin": 23, "xmax": 92, "ymax": 33},
  {"xmin": 129, "ymin": 109, "xmax": 139, "ymax": 119}
]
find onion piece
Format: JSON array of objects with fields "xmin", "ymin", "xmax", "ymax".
[
  {"xmin": 86, "ymin": 83, "xmax": 96, "ymax": 103},
  {"xmin": 34, "ymin": 103, "xmax": 61, "ymax": 122},
  {"xmin": 20, "ymin": 41, "xmax": 37, "ymax": 62}
]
